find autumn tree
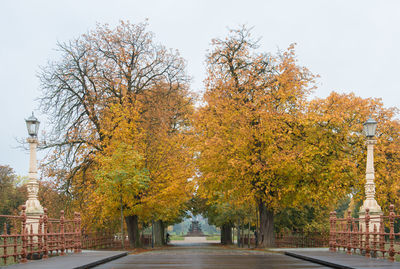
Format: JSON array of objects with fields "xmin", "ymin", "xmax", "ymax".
[
  {"xmin": 0, "ymin": 166, "xmax": 27, "ymax": 219},
  {"xmin": 137, "ymin": 84, "xmax": 195, "ymax": 246},
  {"xmin": 195, "ymin": 25, "xmax": 400, "ymax": 248},
  {"xmin": 195, "ymin": 27, "xmax": 321, "ymax": 247},
  {"xmin": 38, "ymin": 180, "xmax": 72, "ymax": 218},
  {"xmin": 38, "ymin": 21, "xmax": 194, "ymax": 246},
  {"xmin": 277, "ymin": 92, "xmax": 400, "ymax": 234},
  {"xmin": 0, "ymin": 165, "xmax": 71, "ymax": 221},
  {"xmin": 306, "ymin": 92, "xmax": 400, "ymax": 213}
]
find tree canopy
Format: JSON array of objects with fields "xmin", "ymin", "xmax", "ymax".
[
  {"xmin": 31, "ymin": 22, "xmax": 400, "ymax": 248},
  {"xmin": 193, "ymin": 27, "xmax": 400, "ymax": 247},
  {"xmin": 38, "ymin": 21, "xmax": 195, "ymax": 247}
]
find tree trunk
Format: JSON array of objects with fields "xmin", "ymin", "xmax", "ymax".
[
  {"xmin": 220, "ymin": 223, "xmax": 232, "ymax": 245},
  {"xmin": 120, "ymin": 197, "xmax": 125, "ymax": 249},
  {"xmin": 125, "ymin": 215, "xmax": 141, "ymax": 247},
  {"xmin": 258, "ymin": 201, "xmax": 274, "ymax": 248},
  {"xmin": 241, "ymin": 222, "xmax": 244, "ymax": 248},
  {"xmin": 221, "ymin": 225, "xmax": 225, "ymax": 244},
  {"xmin": 255, "ymin": 206, "xmax": 259, "ymax": 247},
  {"xmin": 247, "ymin": 222, "xmax": 250, "ymax": 248},
  {"xmin": 237, "ymin": 219, "xmax": 241, "ymax": 247},
  {"xmin": 153, "ymin": 220, "xmax": 165, "ymax": 246}
]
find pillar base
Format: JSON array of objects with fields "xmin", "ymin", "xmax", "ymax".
[
  {"xmin": 25, "ymin": 198, "xmax": 44, "ymax": 237},
  {"xmin": 359, "ymin": 198, "xmax": 382, "ymax": 233}
]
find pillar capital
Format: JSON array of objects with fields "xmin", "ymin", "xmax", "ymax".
[
  {"xmin": 365, "ymin": 139, "xmax": 377, "ymax": 145},
  {"xmin": 27, "ymin": 137, "xmax": 39, "ymax": 144}
]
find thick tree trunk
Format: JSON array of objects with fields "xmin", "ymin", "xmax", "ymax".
[
  {"xmin": 220, "ymin": 223, "xmax": 232, "ymax": 245},
  {"xmin": 258, "ymin": 202, "xmax": 274, "ymax": 248},
  {"xmin": 125, "ymin": 215, "xmax": 141, "ymax": 247},
  {"xmin": 153, "ymin": 220, "xmax": 165, "ymax": 246},
  {"xmin": 241, "ymin": 223, "xmax": 244, "ymax": 248},
  {"xmin": 221, "ymin": 225, "xmax": 225, "ymax": 244}
]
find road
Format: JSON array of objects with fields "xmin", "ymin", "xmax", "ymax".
[{"xmin": 94, "ymin": 237, "xmax": 329, "ymax": 269}]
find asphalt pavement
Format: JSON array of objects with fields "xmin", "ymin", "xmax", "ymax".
[
  {"xmin": 94, "ymin": 240, "xmax": 329, "ymax": 269},
  {"xmin": 2, "ymin": 250, "xmax": 127, "ymax": 269},
  {"xmin": 285, "ymin": 249, "xmax": 400, "ymax": 269},
  {"xmin": 4, "ymin": 238, "xmax": 400, "ymax": 269}
]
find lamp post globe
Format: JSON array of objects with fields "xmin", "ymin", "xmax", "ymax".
[
  {"xmin": 363, "ymin": 117, "xmax": 377, "ymax": 138},
  {"xmin": 25, "ymin": 112, "xmax": 40, "ymax": 137}
]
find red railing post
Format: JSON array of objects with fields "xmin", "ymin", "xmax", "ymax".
[
  {"xmin": 74, "ymin": 212, "xmax": 82, "ymax": 253},
  {"xmin": 3, "ymin": 223, "xmax": 8, "ymax": 265},
  {"xmin": 74, "ymin": 212, "xmax": 78, "ymax": 253},
  {"xmin": 341, "ymin": 222, "xmax": 346, "ymax": 251},
  {"xmin": 332, "ymin": 211, "xmax": 337, "ymax": 252},
  {"xmin": 60, "ymin": 210, "xmax": 65, "ymax": 256},
  {"xmin": 38, "ymin": 215, "xmax": 43, "ymax": 256},
  {"xmin": 379, "ymin": 214, "xmax": 385, "ymax": 258},
  {"xmin": 43, "ymin": 208, "xmax": 48, "ymax": 259},
  {"xmin": 21, "ymin": 205, "xmax": 27, "ymax": 263},
  {"xmin": 388, "ymin": 204, "xmax": 395, "ymax": 262},
  {"xmin": 13, "ymin": 219, "xmax": 17, "ymax": 263},
  {"xmin": 372, "ymin": 224, "xmax": 377, "ymax": 258},
  {"xmin": 77, "ymin": 213, "xmax": 82, "ymax": 253},
  {"xmin": 29, "ymin": 224, "xmax": 33, "ymax": 257},
  {"xmin": 81, "ymin": 228, "xmax": 84, "ymax": 250},
  {"xmin": 352, "ymin": 219, "xmax": 357, "ymax": 254},
  {"xmin": 347, "ymin": 210, "xmax": 352, "ymax": 254},
  {"xmin": 359, "ymin": 224, "xmax": 363, "ymax": 253},
  {"xmin": 365, "ymin": 208, "xmax": 370, "ymax": 258},
  {"xmin": 71, "ymin": 221, "xmax": 75, "ymax": 252},
  {"xmin": 48, "ymin": 222, "xmax": 52, "ymax": 256}
]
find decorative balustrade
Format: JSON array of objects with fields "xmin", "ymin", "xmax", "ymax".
[
  {"xmin": 239, "ymin": 231, "xmax": 328, "ymax": 248},
  {"xmin": 0, "ymin": 206, "xmax": 81, "ymax": 266},
  {"xmin": 275, "ymin": 231, "xmax": 329, "ymax": 248},
  {"xmin": 82, "ymin": 232, "xmax": 152, "ymax": 249},
  {"xmin": 81, "ymin": 231, "xmax": 124, "ymax": 249},
  {"xmin": 330, "ymin": 204, "xmax": 400, "ymax": 262}
]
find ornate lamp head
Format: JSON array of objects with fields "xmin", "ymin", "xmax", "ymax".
[
  {"xmin": 363, "ymin": 117, "xmax": 377, "ymax": 138},
  {"xmin": 25, "ymin": 112, "xmax": 40, "ymax": 137}
]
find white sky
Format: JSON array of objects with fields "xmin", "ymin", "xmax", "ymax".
[{"xmin": 1, "ymin": 0, "xmax": 399, "ymax": 176}]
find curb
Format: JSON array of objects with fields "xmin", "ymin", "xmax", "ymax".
[
  {"xmin": 73, "ymin": 252, "xmax": 128, "ymax": 269},
  {"xmin": 284, "ymin": 252, "xmax": 355, "ymax": 269}
]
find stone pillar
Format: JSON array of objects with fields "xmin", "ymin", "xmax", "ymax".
[
  {"xmin": 359, "ymin": 139, "xmax": 382, "ymax": 232},
  {"xmin": 25, "ymin": 137, "xmax": 44, "ymax": 235}
]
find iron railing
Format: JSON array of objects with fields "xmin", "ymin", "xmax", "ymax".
[
  {"xmin": 81, "ymin": 232, "xmax": 152, "ymax": 249},
  {"xmin": 330, "ymin": 204, "xmax": 400, "ymax": 261},
  {"xmin": 275, "ymin": 231, "xmax": 329, "ymax": 248},
  {"xmin": 0, "ymin": 206, "xmax": 81, "ymax": 265},
  {"xmin": 239, "ymin": 232, "xmax": 328, "ymax": 248}
]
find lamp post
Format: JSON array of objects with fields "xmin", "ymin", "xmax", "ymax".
[
  {"xmin": 359, "ymin": 117, "xmax": 382, "ymax": 231},
  {"xmin": 24, "ymin": 112, "xmax": 44, "ymax": 234}
]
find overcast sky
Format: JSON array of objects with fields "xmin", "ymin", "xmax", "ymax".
[{"xmin": 1, "ymin": 0, "xmax": 399, "ymax": 176}]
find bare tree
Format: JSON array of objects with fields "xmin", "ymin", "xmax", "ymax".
[
  {"xmin": 39, "ymin": 21, "xmax": 188, "ymax": 185},
  {"xmin": 38, "ymin": 21, "xmax": 190, "ymax": 246}
]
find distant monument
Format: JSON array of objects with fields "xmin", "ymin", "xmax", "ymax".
[{"xmin": 186, "ymin": 220, "xmax": 204, "ymax": 236}]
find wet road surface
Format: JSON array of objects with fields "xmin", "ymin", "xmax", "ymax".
[{"xmin": 94, "ymin": 242, "xmax": 329, "ymax": 269}]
